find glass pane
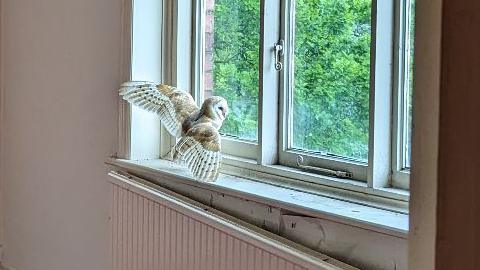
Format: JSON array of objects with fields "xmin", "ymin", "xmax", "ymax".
[
  {"xmin": 291, "ymin": 0, "xmax": 372, "ymax": 161},
  {"xmin": 404, "ymin": 0, "xmax": 415, "ymax": 168},
  {"xmin": 202, "ymin": 0, "xmax": 259, "ymax": 141}
]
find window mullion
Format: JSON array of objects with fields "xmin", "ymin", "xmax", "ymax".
[
  {"xmin": 258, "ymin": 0, "xmax": 281, "ymax": 165},
  {"xmin": 367, "ymin": 0, "xmax": 394, "ymax": 188},
  {"xmin": 278, "ymin": 0, "xmax": 292, "ymax": 161},
  {"xmin": 118, "ymin": 0, "xmax": 133, "ymax": 159},
  {"xmin": 161, "ymin": 0, "xmax": 179, "ymax": 158},
  {"xmin": 192, "ymin": 0, "xmax": 204, "ymax": 104},
  {"xmin": 391, "ymin": 0, "xmax": 414, "ymax": 189},
  {"xmin": 391, "ymin": 0, "xmax": 406, "ymax": 181},
  {"xmin": 161, "ymin": 0, "xmax": 195, "ymax": 158}
]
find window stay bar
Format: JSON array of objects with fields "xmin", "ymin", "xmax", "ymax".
[{"xmin": 296, "ymin": 155, "xmax": 353, "ymax": 179}]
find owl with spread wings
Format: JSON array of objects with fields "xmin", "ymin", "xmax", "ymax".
[{"xmin": 119, "ymin": 81, "xmax": 229, "ymax": 182}]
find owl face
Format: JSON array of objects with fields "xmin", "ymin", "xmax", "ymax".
[
  {"xmin": 213, "ymin": 98, "xmax": 229, "ymax": 121},
  {"xmin": 203, "ymin": 96, "xmax": 228, "ymax": 122}
]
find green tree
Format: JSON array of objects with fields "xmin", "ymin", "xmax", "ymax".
[{"xmin": 292, "ymin": 0, "xmax": 371, "ymax": 160}]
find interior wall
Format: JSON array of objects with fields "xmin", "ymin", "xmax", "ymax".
[
  {"xmin": 0, "ymin": 0, "xmax": 122, "ymax": 269},
  {"xmin": 409, "ymin": 1, "xmax": 480, "ymax": 269},
  {"xmin": 436, "ymin": 0, "xmax": 480, "ymax": 269},
  {"xmin": 5, "ymin": 0, "xmax": 476, "ymax": 270},
  {"xmin": 408, "ymin": 0, "xmax": 442, "ymax": 269}
]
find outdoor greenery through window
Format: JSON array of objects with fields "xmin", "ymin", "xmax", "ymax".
[
  {"xmin": 202, "ymin": 0, "xmax": 259, "ymax": 141},
  {"xmin": 291, "ymin": 0, "xmax": 371, "ymax": 162}
]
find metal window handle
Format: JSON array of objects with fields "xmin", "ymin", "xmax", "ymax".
[
  {"xmin": 296, "ymin": 155, "xmax": 353, "ymax": 179},
  {"xmin": 274, "ymin": 39, "xmax": 284, "ymax": 71}
]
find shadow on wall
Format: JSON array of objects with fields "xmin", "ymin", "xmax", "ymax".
[{"xmin": 0, "ymin": 262, "xmax": 12, "ymax": 270}]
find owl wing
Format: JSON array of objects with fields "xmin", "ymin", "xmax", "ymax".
[
  {"xmin": 119, "ymin": 81, "xmax": 199, "ymax": 137},
  {"xmin": 172, "ymin": 123, "xmax": 222, "ymax": 182}
]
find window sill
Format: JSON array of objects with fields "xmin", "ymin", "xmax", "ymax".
[
  {"xmin": 107, "ymin": 158, "xmax": 409, "ymax": 239},
  {"xmin": 221, "ymin": 155, "xmax": 409, "ymax": 210}
]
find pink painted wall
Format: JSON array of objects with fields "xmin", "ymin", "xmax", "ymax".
[{"xmin": 0, "ymin": 0, "xmax": 122, "ymax": 269}]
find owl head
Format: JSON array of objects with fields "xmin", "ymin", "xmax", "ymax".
[{"xmin": 202, "ymin": 96, "xmax": 229, "ymax": 123}]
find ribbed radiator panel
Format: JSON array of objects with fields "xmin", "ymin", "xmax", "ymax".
[{"xmin": 109, "ymin": 172, "xmax": 350, "ymax": 270}]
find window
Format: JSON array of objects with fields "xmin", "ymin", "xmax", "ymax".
[
  {"xmin": 200, "ymin": 0, "xmax": 260, "ymax": 142},
  {"xmin": 194, "ymin": 0, "xmax": 260, "ymax": 160},
  {"xmin": 192, "ymin": 0, "xmax": 416, "ymax": 192},
  {"xmin": 290, "ymin": 0, "xmax": 371, "ymax": 162}
]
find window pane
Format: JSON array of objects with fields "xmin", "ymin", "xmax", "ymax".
[
  {"xmin": 291, "ymin": 0, "xmax": 372, "ymax": 161},
  {"xmin": 202, "ymin": 0, "xmax": 259, "ymax": 141},
  {"xmin": 404, "ymin": 0, "xmax": 415, "ymax": 168}
]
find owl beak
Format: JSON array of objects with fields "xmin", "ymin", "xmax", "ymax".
[{"xmin": 222, "ymin": 108, "xmax": 229, "ymax": 118}]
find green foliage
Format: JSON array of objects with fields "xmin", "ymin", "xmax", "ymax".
[
  {"xmin": 292, "ymin": 0, "xmax": 371, "ymax": 160},
  {"xmin": 211, "ymin": 0, "xmax": 372, "ymax": 160}
]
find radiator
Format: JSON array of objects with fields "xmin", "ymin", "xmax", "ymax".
[{"xmin": 109, "ymin": 171, "xmax": 358, "ymax": 270}]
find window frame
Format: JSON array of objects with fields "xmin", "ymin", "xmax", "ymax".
[
  {"xmin": 194, "ymin": 0, "xmax": 408, "ymax": 188},
  {"xmin": 277, "ymin": 0, "xmax": 373, "ymax": 183},
  {"xmin": 120, "ymin": 0, "xmax": 413, "ymax": 204},
  {"xmin": 391, "ymin": 0, "xmax": 414, "ymax": 190},
  {"xmin": 192, "ymin": 0, "xmax": 260, "ymax": 160}
]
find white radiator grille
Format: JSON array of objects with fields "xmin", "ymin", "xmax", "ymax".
[{"xmin": 109, "ymin": 172, "xmax": 354, "ymax": 270}]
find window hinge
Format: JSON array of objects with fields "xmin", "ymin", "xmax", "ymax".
[
  {"xmin": 274, "ymin": 39, "xmax": 284, "ymax": 71},
  {"xmin": 296, "ymin": 155, "xmax": 353, "ymax": 179}
]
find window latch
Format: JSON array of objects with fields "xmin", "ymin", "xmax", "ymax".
[
  {"xmin": 274, "ymin": 39, "xmax": 284, "ymax": 71},
  {"xmin": 296, "ymin": 155, "xmax": 353, "ymax": 179}
]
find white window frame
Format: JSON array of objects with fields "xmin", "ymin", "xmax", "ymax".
[
  {"xmin": 118, "ymin": 0, "xmax": 164, "ymax": 161},
  {"xmin": 119, "ymin": 0, "xmax": 413, "ymax": 207},
  {"xmin": 119, "ymin": 0, "xmax": 197, "ymax": 160},
  {"xmin": 280, "ymin": 0, "xmax": 399, "ymax": 188},
  {"xmin": 191, "ymin": 0, "xmax": 412, "ymax": 190},
  {"xmin": 391, "ymin": 0, "xmax": 414, "ymax": 190}
]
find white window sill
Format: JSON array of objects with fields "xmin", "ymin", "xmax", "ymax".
[{"xmin": 107, "ymin": 158, "xmax": 409, "ymax": 239}]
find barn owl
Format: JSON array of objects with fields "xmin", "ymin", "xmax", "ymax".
[{"xmin": 119, "ymin": 81, "xmax": 228, "ymax": 182}]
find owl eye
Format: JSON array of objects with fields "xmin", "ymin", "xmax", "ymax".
[{"xmin": 218, "ymin": 106, "xmax": 224, "ymax": 111}]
